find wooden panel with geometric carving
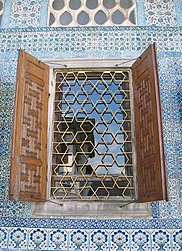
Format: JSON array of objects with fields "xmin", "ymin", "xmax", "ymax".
[
  {"xmin": 132, "ymin": 43, "xmax": 168, "ymax": 202},
  {"xmin": 9, "ymin": 50, "xmax": 49, "ymax": 202}
]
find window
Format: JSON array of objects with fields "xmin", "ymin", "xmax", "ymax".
[
  {"xmin": 51, "ymin": 69, "xmax": 134, "ymax": 201},
  {"xmin": 48, "ymin": 0, "xmax": 136, "ymax": 26},
  {"xmin": 9, "ymin": 44, "xmax": 168, "ymax": 211},
  {"xmin": 0, "ymin": 0, "xmax": 4, "ymax": 26}
]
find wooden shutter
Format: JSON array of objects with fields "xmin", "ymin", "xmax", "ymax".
[
  {"xmin": 132, "ymin": 43, "xmax": 168, "ymax": 202},
  {"xmin": 9, "ymin": 50, "xmax": 49, "ymax": 202}
]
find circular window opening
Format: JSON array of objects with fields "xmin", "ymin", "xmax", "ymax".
[
  {"xmin": 77, "ymin": 11, "xmax": 89, "ymax": 25},
  {"xmin": 49, "ymin": 13, "xmax": 55, "ymax": 25},
  {"xmin": 86, "ymin": 0, "xmax": 98, "ymax": 9},
  {"xmin": 120, "ymin": 0, "xmax": 133, "ymax": 9},
  {"xmin": 103, "ymin": 0, "xmax": 116, "ymax": 9},
  {"xmin": 0, "ymin": 1, "xmax": 3, "ymax": 12},
  {"xmin": 69, "ymin": 0, "xmax": 81, "ymax": 10},
  {"xmin": 129, "ymin": 10, "xmax": 136, "ymax": 24},
  {"xmin": 94, "ymin": 10, "xmax": 107, "ymax": 25},
  {"xmin": 52, "ymin": 0, "xmax": 64, "ymax": 10},
  {"xmin": 112, "ymin": 10, "xmax": 125, "ymax": 24},
  {"xmin": 60, "ymin": 11, "xmax": 72, "ymax": 25}
]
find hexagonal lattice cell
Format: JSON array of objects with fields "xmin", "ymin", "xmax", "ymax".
[
  {"xmin": 48, "ymin": 0, "xmax": 136, "ymax": 26},
  {"xmin": 113, "ymin": 90, "xmax": 126, "ymax": 104},
  {"xmin": 80, "ymin": 141, "xmax": 95, "ymax": 157},
  {"xmin": 82, "ymin": 100, "xmax": 95, "ymax": 114},
  {"xmin": 81, "ymin": 80, "xmax": 95, "ymax": 94},
  {"xmin": 115, "ymin": 153, "xmax": 127, "ymax": 166},
  {"xmin": 115, "ymin": 131, "xmax": 126, "ymax": 143},
  {"xmin": 102, "ymin": 132, "xmax": 115, "ymax": 145},
  {"xmin": 95, "ymin": 80, "xmax": 108, "ymax": 93},
  {"xmin": 95, "ymin": 121, "xmax": 107, "ymax": 134},
  {"xmin": 62, "ymin": 132, "xmax": 75, "ymax": 143},
  {"xmin": 102, "ymin": 153, "xmax": 115, "ymax": 166},
  {"xmin": 95, "ymin": 100, "xmax": 108, "ymax": 114},
  {"xmin": 51, "ymin": 176, "xmax": 76, "ymax": 199},
  {"xmin": 94, "ymin": 164, "xmax": 109, "ymax": 177},
  {"xmin": 51, "ymin": 70, "xmax": 134, "ymax": 201},
  {"xmin": 64, "ymin": 91, "xmax": 76, "ymax": 104},
  {"xmin": 95, "ymin": 142, "xmax": 108, "ymax": 154},
  {"xmin": 101, "ymin": 90, "xmax": 114, "ymax": 103},
  {"xmin": 101, "ymin": 110, "xmax": 115, "ymax": 123},
  {"xmin": 76, "ymin": 91, "xmax": 88, "ymax": 103}
]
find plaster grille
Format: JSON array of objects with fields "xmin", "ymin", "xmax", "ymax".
[
  {"xmin": 50, "ymin": 69, "xmax": 134, "ymax": 201},
  {"xmin": 48, "ymin": 0, "xmax": 136, "ymax": 26},
  {"xmin": 0, "ymin": 0, "xmax": 4, "ymax": 26}
]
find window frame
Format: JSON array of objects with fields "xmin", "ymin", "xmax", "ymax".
[
  {"xmin": 9, "ymin": 44, "xmax": 168, "ymax": 218},
  {"xmin": 47, "ymin": 66, "xmax": 136, "ymax": 202},
  {"xmin": 35, "ymin": 63, "xmax": 142, "ymax": 218}
]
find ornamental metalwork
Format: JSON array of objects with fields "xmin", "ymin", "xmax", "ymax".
[{"xmin": 51, "ymin": 69, "xmax": 134, "ymax": 200}]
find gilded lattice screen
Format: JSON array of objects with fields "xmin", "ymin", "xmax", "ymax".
[{"xmin": 51, "ymin": 69, "xmax": 134, "ymax": 201}]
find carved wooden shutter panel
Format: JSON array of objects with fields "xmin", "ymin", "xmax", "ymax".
[
  {"xmin": 9, "ymin": 50, "xmax": 49, "ymax": 202},
  {"xmin": 132, "ymin": 44, "xmax": 168, "ymax": 202}
]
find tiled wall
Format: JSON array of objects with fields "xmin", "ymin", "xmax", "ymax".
[
  {"xmin": 1, "ymin": 0, "xmax": 181, "ymax": 28},
  {"xmin": 0, "ymin": 0, "xmax": 181, "ymax": 250},
  {"xmin": 145, "ymin": 0, "xmax": 177, "ymax": 26},
  {"xmin": 0, "ymin": 227, "xmax": 181, "ymax": 250}
]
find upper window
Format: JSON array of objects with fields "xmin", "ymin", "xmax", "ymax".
[
  {"xmin": 48, "ymin": 0, "xmax": 136, "ymax": 26},
  {"xmin": 0, "ymin": 0, "xmax": 4, "ymax": 26},
  {"xmin": 9, "ymin": 44, "xmax": 168, "ymax": 207}
]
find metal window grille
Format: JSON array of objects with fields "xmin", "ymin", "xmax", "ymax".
[
  {"xmin": 50, "ymin": 69, "xmax": 134, "ymax": 201},
  {"xmin": 48, "ymin": 0, "xmax": 136, "ymax": 26}
]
